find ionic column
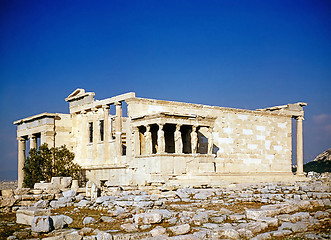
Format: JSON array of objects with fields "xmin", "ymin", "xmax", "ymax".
[
  {"xmin": 175, "ymin": 124, "xmax": 183, "ymax": 154},
  {"xmin": 115, "ymin": 102, "xmax": 122, "ymax": 158},
  {"xmin": 296, "ymin": 116, "xmax": 304, "ymax": 176},
  {"xmin": 208, "ymin": 127, "xmax": 214, "ymax": 155},
  {"xmin": 158, "ymin": 124, "xmax": 165, "ymax": 153},
  {"xmin": 92, "ymin": 108, "xmax": 98, "ymax": 160},
  {"xmin": 103, "ymin": 106, "xmax": 110, "ymax": 163},
  {"xmin": 29, "ymin": 134, "xmax": 37, "ymax": 150},
  {"xmin": 144, "ymin": 125, "xmax": 152, "ymax": 155},
  {"xmin": 133, "ymin": 127, "xmax": 140, "ymax": 156},
  {"xmin": 191, "ymin": 125, "xmax": 198, "ymax": 154},
  {"xmin": 17, "ymin": 137, "xmax": 26, "ymax": 188}
]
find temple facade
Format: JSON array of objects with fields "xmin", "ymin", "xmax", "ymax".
[{"xmin": 14, "ymin": 89, "xmax": 307, "ymax": 188}]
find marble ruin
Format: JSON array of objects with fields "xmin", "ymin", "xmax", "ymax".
[{"xmin": 14, "ymin": 89, "xmax": 307, "ymax": 188}]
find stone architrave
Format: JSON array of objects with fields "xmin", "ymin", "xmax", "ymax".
[
  {"xmin": 157, "ymin": 124, "xmax": 165, "ymax": 153},
  {"xmin": 175, "ymin": 124, "xmax": 183, "ymax": 154},
  {"xmin": 191, "ymin": 126, "xmax": 198, "ymax": 154},
  {"xmin": 144, "ymin": 125, "xmax": 152, "ymax": 155},
  {"xmin": 208, "ymin": 127, "xmax": 213, "ymax": 155}
]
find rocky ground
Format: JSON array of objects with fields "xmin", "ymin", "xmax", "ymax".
[{"xmin": 0, "ymin": 175, "xmax": 330, "ymax": 240}]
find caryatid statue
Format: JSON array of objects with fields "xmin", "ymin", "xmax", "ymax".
[
  {"xmin": 175, "ymin": 124, "xmax": 183, "ymax": 154},
  {"xmin": 191, "ymin": 125, "xmax": 198, "ymax": 154},
  {"xmin": 144, "ymin": 125, "xmax": 152, "ymax": 155},
  {"xmin": 208, "ymin": 127, "xmax": 213, "ymax": 155},
  {"xmin": 157, "ymin": 124, "xmax": 165, "ymax": 153}
]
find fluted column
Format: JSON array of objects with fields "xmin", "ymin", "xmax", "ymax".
[
  {"xmin": 115, "ymin": 102, "xmax": 122, "ymax": 159},
  {"xmin": 103, "ymin": 106, "xmax": 110, "ymax": 163},
  {"xmin": 92, "ymin": 108, "xmax": 98, "ymax": 160},
  {"xmin": 17, "ymin": 137, "xmax": 26, "ymax": 188},
  {"xmin": 29, "ymin": 135, "xmax": 37, "ymax": 150},
  {"xmin": 296, "ymin": 116, "xmax": 304, "ymax": 176},
  {"xmin": 208, "ymin": 127, "xmax": 213, "ymax": 155},
  {"xmin": 175, "ymin": 124, "xmax": 182, "ymax": 154},
  {"xmin": 157, "ymin": 124, "xmax": 165, "ymax": 153}
]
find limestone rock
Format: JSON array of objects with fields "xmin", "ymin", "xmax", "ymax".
[
  {"xmin": 75, "ymin": 199, "xmax": 91, "ymax": 208},
  {"xmin": 168, "ymin": 224, "xmax": 191, "ymax": 235},
  {"xmin": 96, "ymin": 231, "xmax": 113, "ymax": 240},
  {"xmin": 34, "ymin": 199, "xmax": 48, "ymax": 208},
  {"xmin": 245, "ymin": 209, "xmax": 268, "ymax": 220},
  {"xmin": 83, "ymin": 217, "xmax": 96, "ymax": 225},
  {"xmin": 31, "ymin": 216, "xmax": 52, "ymax": 233},
  {"xmin": 51, "ymin": 214, "xmax": 73, "ymax": 229},
  {"xmin": 100, "ymin": 216, "xmax": 115, "ymax": 223},
  {"xmin": 0, "ymin": 196, "xmax": 16, "ymax": 207},
  {"xmin": 150, "ymin": 226, "xmax": 167, "ymax": 237},
  {"xmin": 61, "ymin": 177, "xmax": 73, "ymax": 189},
  {"xmin": 134, "ymin": 212, "xmax": 162, "ymax": 225},
  {"xmin": 120, "ymin": 223, "xmax": 138, "ymax": 232},
  {"xmin": 63, "ymin": 190, "xmax": 76, "ymax": 198}
]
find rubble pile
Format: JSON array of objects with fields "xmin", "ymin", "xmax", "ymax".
[{"xmin": 0, "ymin": 174, "xmax": 330, "ymax": 239}]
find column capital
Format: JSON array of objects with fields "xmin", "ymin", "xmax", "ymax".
[
  {"xmin": 17, "ymin": 136, "xmax": 26, "ymax": 142},
  {"xmin": 114, "ymin": 101, "xmax": 122, "ymax": 106},
  {"xmin": 29, "ymin": 134, "xmax": 37, "ymax": 139},
  {"xmin": 295, "ymin": 116, "xmax": 304, "ymax": 121},
  {"xmin": 103, "ymin": 105, "xmax": 110, "ymax": 110}
]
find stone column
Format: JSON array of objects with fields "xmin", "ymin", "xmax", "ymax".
[
  {"xmin": 144, "ymin": 125, "xmax": 152, "ymax": 155},
  {"xmin": 175, "ymin": 124, "xmax": 183, "ymax": 154},
  {"xmin": 296, "ymin": 116, "xmax": 304, "ymax": 176},
  {"xmin": 29, "ymin": 135, "xmax": 37, "ymax": 150},
  {"xmin": 133, "ymin": 127, "xmax": 140, "ymax": 156},
  {"xmin": 208, "ymin": 127, "xmax": 213, "ymax": 155},
  {"xmin": 115, "ymin": 102, "xmax": 122, "ymax": 159},
  {"xmin": 92, "ymin": 108, "xmax": 98, "ymax": 160},
  {"xmin": 103, "ymin": 106, "xmax": 110, "ymax": 163},
  {"xmin": 191, "ymin": 125, "xmax": 198, "ymax": 154},
  {"xmin": 157, "ymin": 124, "xmax": 165, "ymax": 153},
  {"xmin": 17, "ymin": 137, "xmax": 26, "ymax": 188}
]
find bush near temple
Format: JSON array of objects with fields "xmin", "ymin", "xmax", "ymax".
[{"xmin": 23, "ymin": 144, "xmax": 82, "ymax": 188}]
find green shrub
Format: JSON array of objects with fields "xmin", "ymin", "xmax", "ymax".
[{"xmin": 23, "ymin": 144, "xmax": 82, "ymax": 188}]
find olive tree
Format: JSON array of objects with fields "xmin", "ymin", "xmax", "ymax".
[{"xmin": 23, "ymin": 144, "xmax": 82, "ymax": 188}]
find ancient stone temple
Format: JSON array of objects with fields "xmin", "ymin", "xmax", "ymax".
[{"xmin": 14, "ymin": 89, "xmax": 307, "ymax": 188}]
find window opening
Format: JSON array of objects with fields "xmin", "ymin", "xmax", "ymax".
[
  {"xmin": 100, "ymin": 120, "xmax": 104, "ymax": 142},
  {"xmin": 89, "ymin": 122, "xmax": 93, "ymax": 143}
]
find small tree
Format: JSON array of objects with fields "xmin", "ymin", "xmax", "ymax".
[{"xmin": 23, "ymin": 144, "xmax": 82, "ymax": 188}]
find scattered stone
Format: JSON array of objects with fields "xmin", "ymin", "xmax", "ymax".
[
  {"xmin": 31, "ymin": 216, "xmax": 51, "ymax": 233},
  {"xmin": 134, "ymin": 212, "xmax": 162, "ymax": 225},
  {"xmin": 83, "ymin": 217, "xmax": 96, "ymax": 225},
  {"xmin": 62, "ymin": 190, "xmax": 76, "ymax": 198},
  {"xmin": 50, "ymin": 214, "xmax": 73, "ymax": 229},
  {"xmin": 120, "ymin": 223, "xmax": 138, "ymax": 232},
  {"xmin": 34, "ymin": 199, "xmax": 48, "ymax": 208},
  {"xmin": 168, "ymin": 224, "xmax": 191, "ymax": 236}
]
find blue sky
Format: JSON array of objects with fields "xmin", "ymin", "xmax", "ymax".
[{"xmin": 0, "ymin": 0, "xmax": 330, "ymax": 180}]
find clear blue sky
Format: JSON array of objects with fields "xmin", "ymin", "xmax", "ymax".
[{"xmin": 1, "ymin": 0, "xmax": 330, "ymax": 180}]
